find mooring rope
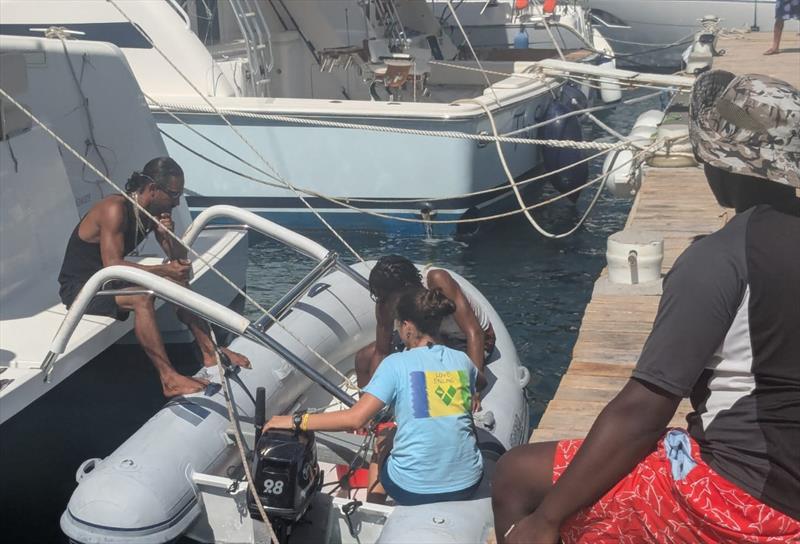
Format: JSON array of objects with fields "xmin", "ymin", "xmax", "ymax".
[{"xmin": 210, "ymin": 329, "xmax": 280, "ymax": 544}]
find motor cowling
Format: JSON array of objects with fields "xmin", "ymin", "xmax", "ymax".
[{"xmin": 247, "ymin": 429, "xmax": 321, "ymax": 523}]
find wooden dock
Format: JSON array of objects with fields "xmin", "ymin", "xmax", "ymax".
[{"xmin": 530, "ymin": 31, "xmax": 799, "ymax": 444}]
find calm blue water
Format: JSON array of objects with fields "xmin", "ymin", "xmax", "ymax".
[{"xmin": 0, "ymin": 91, "xmax": 660, "ymax": 543}]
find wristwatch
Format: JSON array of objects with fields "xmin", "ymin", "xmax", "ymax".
[{"xmin": 292, "ymin": 411, "xmax": 305, "ymax": 433}]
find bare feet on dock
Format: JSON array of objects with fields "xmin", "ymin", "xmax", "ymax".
[
  {"xmin": 162, "ymin": 374, "xmax": 209, "ymax": 397},
  {"xmin": 220, "ymin": 347, "xmax": 251, "ymax": 369},
  {"xmin": 763, "ymin": 47, "xmax": 779, "ymax": 55}
]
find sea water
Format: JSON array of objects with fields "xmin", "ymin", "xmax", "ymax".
[{"xmin": 0, "ymin": 91, "xmax": 660, "ymax": 543}]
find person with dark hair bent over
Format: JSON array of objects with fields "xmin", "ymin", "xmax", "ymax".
[
  {"xmin": 57, "ymin": 157, "xmax": 251, "ymax": 397},
  {"xmin": 491, "ymin": 72, "xmax": 800, "ymax": 543},
  {"xmin": 265, "ymin": 287, "xmax": 484, "ymax": 506},
  {"xmin": 355, "ymin": 256, "xmax": 495, "ymax": 403}
]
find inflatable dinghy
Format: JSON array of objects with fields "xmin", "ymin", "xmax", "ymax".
[{"xmin": 57, "ymin": 209, "xmax": 530, "ymax": 544}]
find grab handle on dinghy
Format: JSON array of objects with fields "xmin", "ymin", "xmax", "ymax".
[
  {"xmin": 182, "ymin": 205, "xmax": 330, "ymax": 262},
  {"xmin": 181, "ymin": 205, "xmax": 369, "ymax": 290},
  {"xmin": 42, "ymin": 266, "xmax": 251, "ymax": 380},
  {"xmin": 75, "ymin": 458, "xmax": 101, "ymax": 483},
  {"xmin": 243, "ymin": 325, "xmax": 357, "ymax": 408}
]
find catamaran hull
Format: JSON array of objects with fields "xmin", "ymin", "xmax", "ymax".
[{"xmin": 60, "ymin": 262, "xmax": 529, "ymax": 543}]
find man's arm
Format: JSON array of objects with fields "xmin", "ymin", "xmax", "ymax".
[
  {"xmin": 97, "ymin": 202, "xmax": 189, "ymax": 283},
  {"xmin": 427, "ymin": 269, "xmax": 486, "ymax": 374},
  {"xmin": 153, "ymin": 213, "xmax": 188, "ymax": 261},
  {"xmin": 508, "ymin": 379, "xmax": 680, "ymax": 542},
  {"xmin": 369, "ymin": 299, "xmax": 395, "ymax": 375},
  {"xmin": 265, "ymin": 394, "xmax": 386, "ymax": 433}
]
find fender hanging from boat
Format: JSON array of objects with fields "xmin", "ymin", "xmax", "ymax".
[{"xmin": 538, "ymin": 87, "xmax": 589, "ymax": 203}]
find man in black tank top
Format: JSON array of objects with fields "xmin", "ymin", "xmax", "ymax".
[
  {"xmin": 57, "ymin": 157, "xmax": 251, "ymax": 397},
  {"xmin": 492, "ymin": 72, "xmax": 800, "ymax": 543}
]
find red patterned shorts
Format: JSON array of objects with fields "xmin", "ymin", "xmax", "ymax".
[{"xmin": 552, "ymin": 433, "xmax": 800, "ymax": 543}]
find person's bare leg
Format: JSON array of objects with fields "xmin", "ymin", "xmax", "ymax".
[
  {"xmin": 367, "ymin": 426, "xmax": 395, "ymax": 504},
  {"xmin": 117, "ymin": 294, "xmax": 208, "ymax": 396},
  {"xmin": 492, "ymin": 442, "xmax": 559, "ymax": 544},
  {"xmin": 176, "ymin": 307, "xmax": 251, "ymax": 368},
  {"xmin": 765, "ymin": 18, "xmax": 784, "ymax": 54},
  {"xmin": 355, "ymin": 342, "xmax": 376, "ymax": 388}
]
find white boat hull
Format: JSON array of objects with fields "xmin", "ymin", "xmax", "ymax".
[
  {"xmin": 588, "ymin": 0, "xmax": 779, "ymax": 67},
  {"xmin": 156, "ymin": 96, "xmax": 550, "ymax": 236}
]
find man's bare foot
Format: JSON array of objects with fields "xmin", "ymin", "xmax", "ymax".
[
  {"xmin": 220, "ymin": 347, "xmax": 251, "ymax": 369},
  {"xmin": 763, "ymin": 47, "xmax": 779, "ymax": 55},
  {"xmin": 162, "ymin": 374, "xmax": 209, "ymax": 397}
]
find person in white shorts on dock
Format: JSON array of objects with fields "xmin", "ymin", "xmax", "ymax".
[{"xmin": 764, "ymin": 0, "xmax": 800, "ymax": 55}]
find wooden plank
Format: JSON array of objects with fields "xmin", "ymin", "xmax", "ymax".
[{"xmin": 567, "ymin": 361, "xmax": 634, "ymax": 377}]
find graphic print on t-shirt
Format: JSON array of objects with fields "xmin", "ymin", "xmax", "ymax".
[{"xmin": 410, "ymin": 370, "xmax": 471, "ymax": 418}]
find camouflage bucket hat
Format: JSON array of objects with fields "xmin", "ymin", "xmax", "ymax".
[{"xmin": 689, "ymin": 70, "xmax": 800, "ymax": 188}]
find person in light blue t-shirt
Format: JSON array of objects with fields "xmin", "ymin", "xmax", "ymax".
[{"xmin": 264, "ymin": 286, "xmax": 485, "ymax": 506}]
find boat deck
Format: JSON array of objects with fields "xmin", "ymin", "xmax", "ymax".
[{"xmin": 530, "ymin": 31, "xmax": 799, "ymax": 444}]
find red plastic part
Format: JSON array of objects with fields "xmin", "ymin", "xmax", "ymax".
[{"xmin": 336, "ymin": 465, "xmax": 370, "ymax": 489}]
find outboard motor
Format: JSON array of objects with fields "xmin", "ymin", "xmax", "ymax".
[
  {"xmin": 248, "ymin": 429, "xmax": 322, "ymax": 541},
  {"xmin": 248, "ymin": 389, "xmax": 322, "ymax": 542},
  {"xmin": 539, "ymin": 83, "xmax": 589, "ymax": 202}
]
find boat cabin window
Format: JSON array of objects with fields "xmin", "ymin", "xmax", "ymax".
[
  {"xmin": 0, "ymin": 23, "xmax": 154, "ymax": 49},
  {"xmin": 0, "ymin": 53, "xmax": 31, "ymax": 140}
]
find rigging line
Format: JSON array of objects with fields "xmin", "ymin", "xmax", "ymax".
[
  {"xmin": 602, "ymin": 32, "xmax": 698, "ymax": 48},
  {"xmin": 444, "ymin": 0, "xmax": 501, "ymax": 107},
  {"xmin": 107, "ymin": 0, "xmax": 365, "ymax": 265},
  {"xmin": 585, "ymin": 111, "xmax": 692, "ymax": 157},
  {"xmin": 475, "ymin": 99, "xmax": 604, "ymax": 238},
  {"xmin": 209, "ymin": 329, "xmax": 280, "ymax": 544},
  {"xmin": 60, "ymin": 39, "xmax": 111, "ymax": 180},
  {"xmin": 587, "ymin": 35, "xmax": 697, "ymax": 60},
  {"xmin": 427, "ymin": 60, "xmax": 691, "ymax": 94},
  {"xmin": 501, "ymin": 90, "xmax": 664, "ymax": 138},
  {"xmin": 150, "ymin": 98, "xmax": 622, "ymax": 151},
  {"xmin": 160, "ymin": 127, "xmax": 624, "ymax": 205},
  {"xmin": 553, "ymin": 71, "xmax": 686, "ymax": 93},
  {"xmin": 541, "ymin": 16, "xmax": 566, "ymax": 61},
  {"xmin": 0, "ymin": 86, "xmax": 361, "ymax": 395}
]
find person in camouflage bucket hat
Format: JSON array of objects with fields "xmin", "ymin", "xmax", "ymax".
[
  {"xmin": 689, "ymin": 70, "xmax": 800, "ymax": 189},
  {"xmin": 491, "ymin": 73, "xmax": 800, "ymax": 544}
]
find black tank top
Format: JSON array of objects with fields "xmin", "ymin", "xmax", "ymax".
[{"xmin": 58, "ymin": 197, "xmax": 151, "ymax": 297}]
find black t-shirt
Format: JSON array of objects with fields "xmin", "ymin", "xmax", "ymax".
[{"xmin": 633, "ymin": 205, "xmax": 800, "ymax": 520}]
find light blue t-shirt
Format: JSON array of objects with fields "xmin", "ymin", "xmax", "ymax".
[{"xmin": 363, "ymin": 344, "xmax": 483, "ymax": 494}]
